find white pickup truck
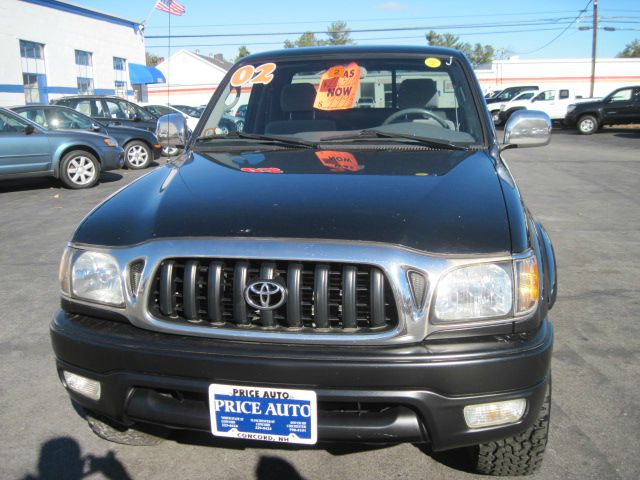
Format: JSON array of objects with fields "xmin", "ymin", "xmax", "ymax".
[
  {"xmin": 500, "ymin": 88, "xmax": 594, "ymax": 123},
  {"xmin": 493, "ymin": 90, "xmax": 538, "ymax": 125}
]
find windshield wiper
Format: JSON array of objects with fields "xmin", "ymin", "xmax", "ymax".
[
  {"xmin": 321, "ymin": 129, "xmax": 469, "ymax": 151},
  {"xmin": 196, "ymin": 131, "xmax": 318, "ymax": 149}
]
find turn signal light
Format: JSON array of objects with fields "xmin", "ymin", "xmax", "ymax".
[{"xmin": 515, "ymin": 256, "xmax": 539, "ymax": 314}]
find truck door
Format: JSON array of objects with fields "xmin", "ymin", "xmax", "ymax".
[
  {"xmin": 531, "ymin": 90, "xmax": 560, "ymax": 119},
  {"xmin": 602, "ymin": 87, "xmax": 636, "ymax": 125}
]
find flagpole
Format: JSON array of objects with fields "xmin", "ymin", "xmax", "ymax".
[
  {"xmin": 142, "ymin": 1, "xmax": 157, "ymax": 26},
  {"xmin": 167, "ymin": 6, "xmax": 171, "ymax": 107}
]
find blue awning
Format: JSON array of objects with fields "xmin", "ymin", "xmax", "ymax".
[{"xmin": 129, "ymin": 63, "xmax": 166, "ymax": 85}]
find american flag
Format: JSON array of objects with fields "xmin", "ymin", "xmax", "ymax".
[{"xmin": 154, "ymin": 0, "xmax": 185, "ymax": 16}]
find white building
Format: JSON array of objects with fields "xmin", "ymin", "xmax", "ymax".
[
  {"xmin": 475, "ymin": 57, "xmax": 640, "ymax": 98},
  {"xmin": 148, "ymin": 49, "xmax": 232, "ymax": 106},
  {"xmin": 0, "ymin": 0, "xmax": 163, "ymax": 107}
]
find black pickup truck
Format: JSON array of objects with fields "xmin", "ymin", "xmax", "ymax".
[
  {"xmin": 51, "ymin": 46, "xmax": 556, "ymax": 476},
  {"xmin": 564, "ymin": 85, "xmax": 640, "ymax": 134}
]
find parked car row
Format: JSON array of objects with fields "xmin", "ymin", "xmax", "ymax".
[
  {"xmin": 0, "ymin": 106, "xmax": 124, "ymax": 189},
  {"xmin": 0, "ymin": 95, "xmax": 228, "ymax": 189},
  {"xmin": 488, "ymin": 85, "xmax": 640, "ymax": 134}
]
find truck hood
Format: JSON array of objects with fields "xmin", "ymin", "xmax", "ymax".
[{"xmin": 73, "ymin": 148, "xmax": 512, "ymax": 254}]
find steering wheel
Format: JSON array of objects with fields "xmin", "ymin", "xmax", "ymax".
[{"xmin": 382, "ymin": 108, "xmax": 450, "ymax": 129}]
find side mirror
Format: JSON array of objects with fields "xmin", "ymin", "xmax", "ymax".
[
  {"xmin": 91, "ymin": 122, "xmax": 101, "ymax": 132},
  {"xmin": 25, "ymin": 124, "xmax": 35, "ymax": 135},
  {"xmin": 156, "ymin": 113, "xmax": 188, "ymax": 149},
  {"xmin": 503, "ymin": 110, "xmax": 551, "ymax": 149}
]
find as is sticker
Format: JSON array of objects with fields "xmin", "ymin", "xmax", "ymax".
[{"xmin": 313, "ymin": 62, "xmax": 361, "ymax": 111}]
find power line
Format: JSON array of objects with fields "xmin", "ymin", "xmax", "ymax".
[
  {"xmin": 143, "ymin": 10, "xmax": 585, "ymax": 30},
  {"xmin": 514, "ymin": 0, "xmax": 594, "ymax": 55},
  {"xmin": 146, "ymin": 27, "xmax": 572, "ymax": 50},
  {"xmin": 144, "ymin": 17, "xmax": 591, "ymax": 39}
]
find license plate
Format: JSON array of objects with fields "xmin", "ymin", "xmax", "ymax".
[{"xmin": 208, "ymin": 383, "xmax": 317, "ymax": 445}]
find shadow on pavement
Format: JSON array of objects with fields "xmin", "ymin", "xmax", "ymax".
[
  {"xmin": 99, "ymin": 172, "xmax": 124, "ymax": 184},
  {"xmin": 172, "ymin": 430, "xmax": 476, "ymax": 474},
  {"xmin": 0, "ymin": 172, "xmax": 123, "ymax": 193},
  {"xmin": 613, "ymin": 131, "xmax": 640, "ymax": 139},
  {"xmin": 0, "ymin": 177, "xmax": 59, "ymax": 193},
  {"xmin": 22, "ymin": 437, "xmax": 131, "ymax": 480},
  {"xmin": 416, "ymin": 444, "xmax": 477, "ymax": 474},
  {"xmin": 256, "ymin": 456, "xmax": 306, "ymax": 480}
]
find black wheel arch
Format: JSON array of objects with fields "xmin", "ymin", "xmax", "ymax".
[{"xmin": 532, "ymin": 219, "xmax": 558, "ymax": 310}]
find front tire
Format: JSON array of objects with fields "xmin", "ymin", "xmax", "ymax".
[
  {"xmin": 124, "ymin": 141, "xmax": 152, "ymax": 169},
  {"xmin": 471, "ymin": 385, "xmax": 551, "ymax": 476},
  {"xmin": 60, "ymin": 150, "xmax": 100, "ymax": 189},
  {"xmin": 577, "ymin": 115, "xmax": 598, "ymax": 135}
]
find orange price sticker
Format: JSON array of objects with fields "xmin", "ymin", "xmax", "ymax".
[
  {"xmin": 313, "ymin": 62, "xmax": 361, "ymax": 111},
  {"xmin": 315, "ymin": 151, "xmax": 360, "ymax": 172}
]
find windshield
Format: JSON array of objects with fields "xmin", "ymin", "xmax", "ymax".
[{"xmin": 199, "ymin": 55, "xmax": 484, "ymax": 147}]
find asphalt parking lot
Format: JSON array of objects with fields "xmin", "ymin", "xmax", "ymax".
[{"xmin": 1, "ymin": 127, "xmax": 639, "ymax": 480}]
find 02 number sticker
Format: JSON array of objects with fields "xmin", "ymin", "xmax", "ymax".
[{"xmin": 230, "ymin": 63, "xmax": 277, "ymax": 87}]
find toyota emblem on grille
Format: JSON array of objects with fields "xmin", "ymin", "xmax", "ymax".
[{"xmin": 244, "ymin": 279, "xmax": 287, "ymax": 310}]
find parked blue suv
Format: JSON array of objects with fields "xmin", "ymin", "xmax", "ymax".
[{"xmin": 0, "ymin": 107, "xmax": 123, "ymax": 189}]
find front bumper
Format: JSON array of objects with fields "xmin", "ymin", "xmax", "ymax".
[
  {"xmin": 51, "ymin": 310, "xmax": 553, "ymax": 450},
  {"xmin": 99, "ymin": 147, "xmax": 125, "ymax": 171}
]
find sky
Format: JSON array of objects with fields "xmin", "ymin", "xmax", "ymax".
[{"xmin": 72, "ymin": 0, "xmax": 640, "ymax": 61}]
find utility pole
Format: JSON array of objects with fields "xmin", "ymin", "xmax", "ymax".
[{"xmin": 590, "ymin": 0, "xmax": 598, "ymax": 97}]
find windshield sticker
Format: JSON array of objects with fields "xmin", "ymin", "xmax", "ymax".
[
  {"xmin": 313, "ymin": 62, "xmax": 361, "ymax": 111},
  {"xmin": 230, "ymin": 63, "xmax": 277, "ymax": 87},
  {"xmin": 315, "ymin": 151, "xmax": 361, "ymax": 172},
  {"xmin": 425, "ymin": 57, "xmax": 442, "ymax": 68}
]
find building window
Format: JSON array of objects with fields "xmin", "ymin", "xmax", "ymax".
[
  {"xmin": 77, "ymin": 77, "xmax": 94, "ymax": 95},
  {"xmin": 113, "ymin": 57, "xmax": 127, "ymax": 98},
  {"xmin": 75, "ymin": 50, "xmax": 92, "ymax": 66},
  {"xmin": 114, "ymin": 81, "xmax": 127, "ymax": 98},
  {"xmin": 75, "ymin": 50, "xmax": 94, "ymax": 95},
  {"xmin": 20, "ymin": 40, "xmax": 44, "ymax": 59},
  {"xmin": 23, "ymin": 73, "xmax": 42, "ymax": 104},
  {"xmin": 113, "ymin": 57, "xmax": 126, "ymax": 71},
  {"xmin": 19, "ymin": 40, "xmax": 48, "ymax": 104}
]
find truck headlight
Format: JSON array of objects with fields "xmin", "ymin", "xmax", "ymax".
[
  {"xmin": 66, "ymin": 250, "xmax": 124, "ymax": 306},
  {"xmin": 434, "ymin": 254, "xmax": 539, "ymax": 322},
  {"xmin": 435, "ymin": 263, "xmax": 513, "ymax": 321}
]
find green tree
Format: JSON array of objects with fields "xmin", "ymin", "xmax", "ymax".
[
  {"xmin": 145, "ymin": 52, "xmax": 164, "ymax": 67},
  {"xmin": 284, "ymin": 31, "xmax": 323, "ymax": 48},
  {"xmin": 425, "ymin": 31, "xmax": 495, "ymax": 66},
  {"xmin": 235, "ymin": 46, "xmax": 251, "ymax": 61},
  {"xmin": 326, "ymin": 21, "xmax": 353, "ymax": 45},
  {"xmin": 617, "ymin": 39, "xmax": 640, "ymax": 57},
  {"xmin": 284, "ymin": 22, "xmax": 354, "ymax": 48}
]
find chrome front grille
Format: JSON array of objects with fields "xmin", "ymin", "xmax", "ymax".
[{"xmin": 147, "ymin": 258, "xmax": 398, "ymax": 332}]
